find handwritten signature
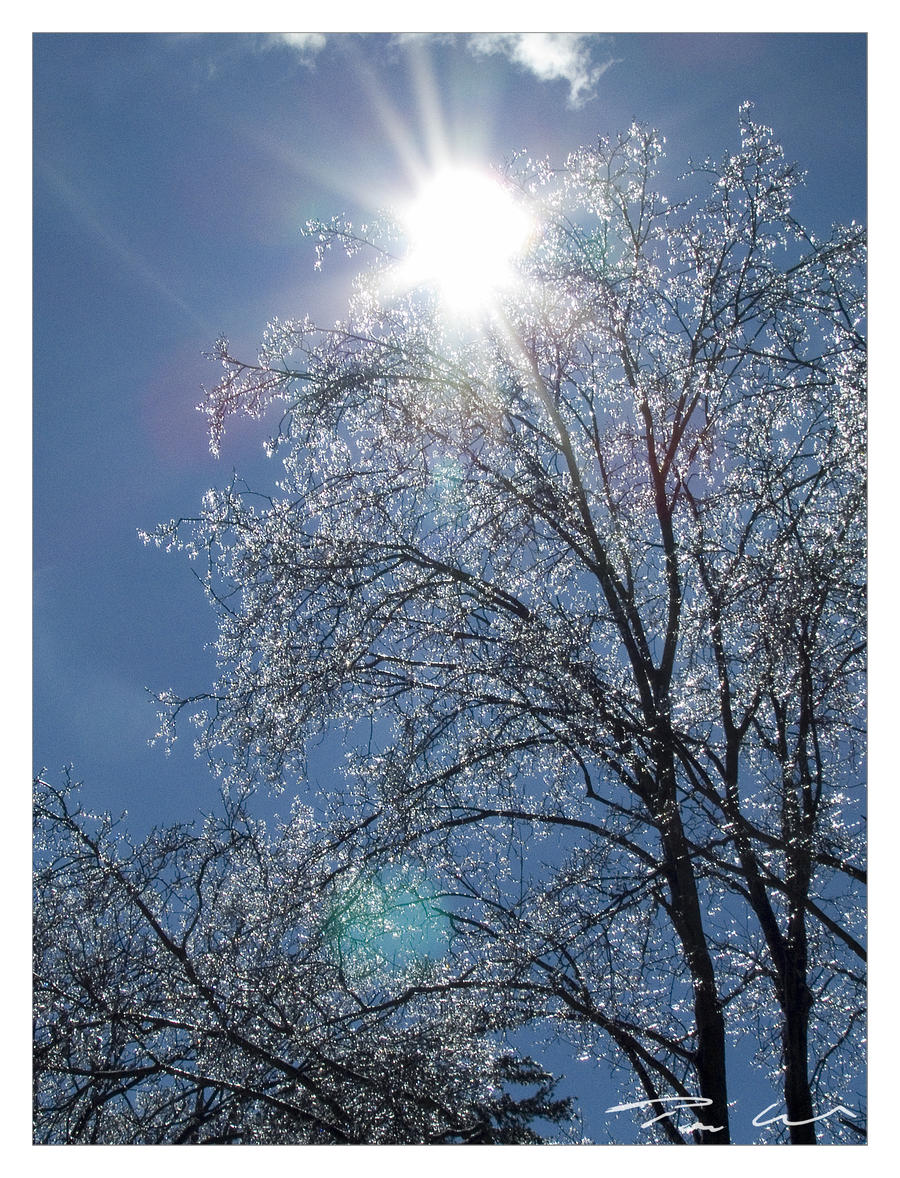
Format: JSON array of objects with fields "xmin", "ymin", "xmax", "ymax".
[{"xmin": 605, "ymin": 1095, "xmax": 859, "ymax": 1136}]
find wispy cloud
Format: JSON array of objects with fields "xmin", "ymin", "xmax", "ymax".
[
  {"xmin": 265, "ymin": 33, "xmax": 328, "ymax": 64},
  {"xmin": 242, "ymin": 32, "xmax": 618, "ymax": 104},
  {"xmin": 467, "ymin": 33, "xmax": 617, "ymax": 107}
]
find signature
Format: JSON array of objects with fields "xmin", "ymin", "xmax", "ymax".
[{"xmin": 605, "ymin": 1095, "xmax": 859, "ymax": 1136}]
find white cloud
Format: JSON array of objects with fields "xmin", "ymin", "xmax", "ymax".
[
  {"xmin": 468, "ymin": 33, "xmax": 616, "ymax": 107},
  {"xmin": 266, "ymin": 33, "xmax": 328, "ymax": 64}
]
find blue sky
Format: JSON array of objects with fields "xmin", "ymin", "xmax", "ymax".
[
  {"xmin": 34, "ymin": 31, "xmax": 867, "ymax": 832},
  {"xmin": 31, "ymin": 29, "xmax": 870, "ymax": 1151}
]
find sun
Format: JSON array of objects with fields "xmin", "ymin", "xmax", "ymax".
[{"xmin": 398, "ymin": 166, "xmax": 534, "ymax": 316}]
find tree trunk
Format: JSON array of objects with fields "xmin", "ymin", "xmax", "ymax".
[
  {"xmin": 783, "ymin": 966, "xmax": 815, "ymax": 1143},
  {"xmin": 655, "ymin": 763, "xmax": 730, "ymax": 1143},
  {"xmin": 782, "ymin": 842, "xmax": 816, "ymax": 1143}
]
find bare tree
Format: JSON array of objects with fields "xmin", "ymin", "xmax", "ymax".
[
  {"xmin": 138, "ymin": 107, "xmax": 865, "ymax": 1143},
  {"xmin": 33, "ymin": 773, "xmax": 573, "ymax": 1144}
]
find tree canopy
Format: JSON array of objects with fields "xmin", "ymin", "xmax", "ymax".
[
  {"xmin": 36, "ymin": 107, "xmax": 866, "ymax": 1145},
  {"xmin": 34, "ymin": 773, "xmax": 573, "ymax": 1143}
]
